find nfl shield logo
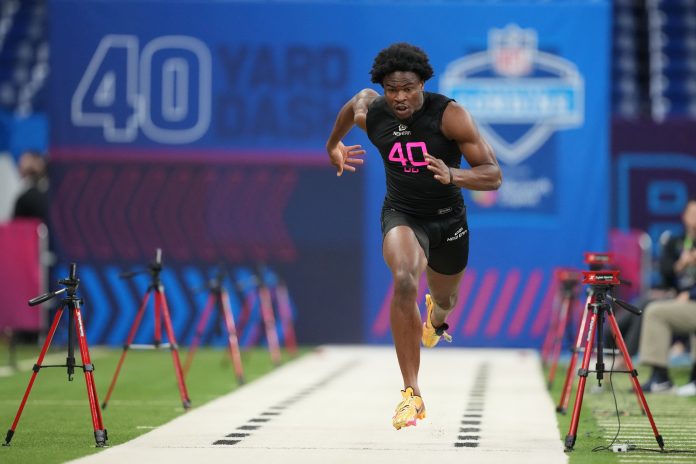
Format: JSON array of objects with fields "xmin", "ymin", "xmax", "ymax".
[
  {"xmin": 439, "ymin": 23, "xmax": 584, "ymax": 166},
  {"xmin": 490, "ymin": 24, "xmax": 535, "ymax": 77}
]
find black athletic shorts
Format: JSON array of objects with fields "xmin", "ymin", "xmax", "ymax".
[{"xmin": 380, "ymin": 204, "xmax": 469, "ymax": 275}]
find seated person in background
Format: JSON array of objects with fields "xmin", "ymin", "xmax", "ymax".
[
  {"xmin": 12, "ymin": 150, "xmax": 48, "ymax": 224},
  {"xmin": 606, "ymin": 208, "xmax": 691, "ymax": 357},
  {"xmin": 8, "ymin": 150, "xmax": 50, "ymax": 347},
  {"xmin": 639, "ymin": 197, "xmax": 696, "ymax": 394}
]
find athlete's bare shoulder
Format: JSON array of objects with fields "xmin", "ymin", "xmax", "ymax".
[
  {"xmin": 354, "ymin": 88, "xmax": 380, "ymax": 130},
  {"xmin": 441, "ymin": 100, "xmax": 477, "ymax": 142}
]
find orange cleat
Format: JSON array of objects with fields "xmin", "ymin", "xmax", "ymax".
[
  {"xmin": 421, "ymin": 294, "xmax": 452, "ymax": 348},
  {"xmin": 392, "ymin": 387, "xmax": 426, "ymax": 430}
]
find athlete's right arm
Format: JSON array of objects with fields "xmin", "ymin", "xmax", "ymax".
[{"xmin": 325, "ymin": 88, "xmax": 379, "ymax": 176}]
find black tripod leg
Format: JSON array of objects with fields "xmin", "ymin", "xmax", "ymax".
[{"xmin": 67, "ymin": 307, "xmax": 76, "ymax": 381}]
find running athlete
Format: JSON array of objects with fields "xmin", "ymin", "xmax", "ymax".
[{"xmin": 325, "ymin": 43, "xmax": 502, "ymax": 430}]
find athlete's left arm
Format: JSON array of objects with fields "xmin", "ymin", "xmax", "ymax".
[{"xmin": 426, "ymin": 102, "xmax": 502, "ymax": 190}]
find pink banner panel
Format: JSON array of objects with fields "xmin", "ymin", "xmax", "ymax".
[{"xmin": 0, "ymin": 219, "xmax": 43, "ymax": 331}]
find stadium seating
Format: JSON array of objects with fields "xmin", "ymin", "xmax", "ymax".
[
  {"xmin": 0, "ymin": 0, "xmax": 47, "ymax": 115},
  {"xmin": 2, "ymin": 0, "xmax": 696, "ymax": 122},
  {"xmin": 612, "ymin": 0, "xmax": 696, "ymax": 119}
]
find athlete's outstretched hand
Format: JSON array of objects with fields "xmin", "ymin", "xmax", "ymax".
[
  {"xmin": 425, "ymin": 153, "xmax": 453, "ymax": 185},
  {"xmin": 328, "ymin": 142, "xmax": 365, "ymax": 176}
]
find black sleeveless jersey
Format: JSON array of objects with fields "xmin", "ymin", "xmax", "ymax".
[{"xmin": 366, "ymin": 92, "xmax": 464, "ymax": 217}]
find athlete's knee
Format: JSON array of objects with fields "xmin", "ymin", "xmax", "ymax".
[
  {"xmin": 432, "ymin": 293, "xmax": 457, "ymax": 312},
  {"xmin": 392, "ymin": 267, "xmax": 419, "ymax": 300}
]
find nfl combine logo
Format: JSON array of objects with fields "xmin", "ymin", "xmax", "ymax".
[{"xmin": 439, "ymin": 24, "xmax": 584, "ymax": 166}]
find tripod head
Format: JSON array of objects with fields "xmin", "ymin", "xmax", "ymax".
[
  {"xmin": 583, "ymin": 251, "xmax": 633, "ymax": 287},
  {"xmin": 199, "ymin": 264, "xmax": 228, "ymax": 293},
  {"xmin": 26, "ymin": 263, "xmax": 87, "ymax": 381},
  {"xmin": 582, "ymin": 270, "xmax": 641, "ymax": 315},
  {"xmin": 120, "ymin": 248, "xmax": 164, "ymax": 288},
  {"xmin": 555, "ymin": 269, "xmax": 582, "ymax": 295},
  {"xmin": 234, "ymin": 270, "xmax": 260, "ymax": 294},
  {"xmin": 28, "ymin": 263, "xmax": 80, "ymax": 306},
  {"xmin": 254, "ymin": 263, "xmax": 280, "ymax": 288}
]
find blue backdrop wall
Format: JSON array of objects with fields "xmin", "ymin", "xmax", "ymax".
[{"xmin": 48, "ymin": 0, "xmax": 610, "ymax": 347}]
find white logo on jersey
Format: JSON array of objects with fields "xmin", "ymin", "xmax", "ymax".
[{"xmin": 393, "ymin": 123, "xmax": 411, "ymax": 137}]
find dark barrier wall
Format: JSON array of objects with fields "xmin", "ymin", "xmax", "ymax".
[{"xmin": 48, "ymin": 0, "xmax": 610, "ymax": 347}]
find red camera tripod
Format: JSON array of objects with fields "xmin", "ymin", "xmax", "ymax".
[
  {"xmin": 274, "ymin": 278, "xmax": 298, "ymax": 356},
  {"xmin": 183, "ymin": 268, "xmax": 244, "ymax": 384},
  {"xmin": 564, "ymin": 269, "xmax": 664, "ymax": 452},
  {"xmin": 236, "ymin": 272, "xmax": 282, "ymax": 366},
  {"xmin": 542, "ymin": 268, "xmax": 582, "ymax": 390},
  {"xmin": 3, "ymin": 264, "xmax": 107, "ymax": 447},
  {"xmin": 101, "ymin": 249, "xmax": 191, "ymax": 410},
  {"xmin": 556, "ymin": 252, "xmax": 613, "ymax": 413}
]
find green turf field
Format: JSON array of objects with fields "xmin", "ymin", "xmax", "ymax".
[
  {"xmin": 547, "ymin": 357, "xmax": 696, "ymax": 464},
  {"xmin": 0, "ymin": 343, "xmax": 304, "ymax": 464},
  {"xmin": 3, "ymin": 343, "xmax": 695, "ymax": 464}
]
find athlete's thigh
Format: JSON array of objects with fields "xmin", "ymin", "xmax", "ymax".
[{"xmin": 383, "ymin": 226, "xmax": 428, "ymax": 275}]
